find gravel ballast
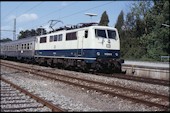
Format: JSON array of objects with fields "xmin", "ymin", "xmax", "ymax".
[{"xmin": 1, "ymin": 65, "xmax": 169, "ymax": 111}]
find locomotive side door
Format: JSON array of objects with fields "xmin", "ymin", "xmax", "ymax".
[
  {"xmin": 77, "ymin": 30, "xmax": 84, "ymax": 57},
  {"xmin": 35, "ymin": 37, "xmax": 39, "ymax": 55}
]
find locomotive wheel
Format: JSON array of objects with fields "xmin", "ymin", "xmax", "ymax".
[{"xmin": 112, "ymin": 62, "xmax": 121, "ymax": 73}]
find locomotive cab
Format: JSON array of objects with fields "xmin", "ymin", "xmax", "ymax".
[
  {"xmin": 86, "ymin": 26, "xmax": 123, "ymax": 73},
  {"xmin": 93, "ymin": 27, "xmax": 120, "ymax": 59},
  {"xmin": 75, "ymin": 25, "xmax": 123, "ymax": 73}
]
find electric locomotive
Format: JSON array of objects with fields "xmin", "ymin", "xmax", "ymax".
[{"xmin": 0, "ymin": 23, "xmax": 124, "ymax": 73}]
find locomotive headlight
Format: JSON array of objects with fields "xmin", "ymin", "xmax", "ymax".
[
  {"xmin": 97, "ymin": 52, "xmax": 100, "ymax": 56},
  {"xmin": 115, "ymin": 53, "xmax": 118, "ymax": 56}
]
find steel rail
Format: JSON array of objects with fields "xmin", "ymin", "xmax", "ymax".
[
  {"xmin": 1, "ymin": 61, "xmax": 168, "ymax": 99},
  {"xmin": 1, "ymin": 61, "xmax": 169, "ymax": 110},
  {"xmin": 97, "ymin": 73, "xmax": 169, "ymax": 86},
  {"xmin": 0, "ymin": 77, "xmax": 64, "ymax": 112}
]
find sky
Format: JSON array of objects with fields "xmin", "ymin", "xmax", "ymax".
[{"xmin": 1, "ymin": 1, "xmax": 134, "ymax": 40}]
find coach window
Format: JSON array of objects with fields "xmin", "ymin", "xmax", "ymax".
[
  {"xmin": 66, "ymin": 32, "xmax": 77, "ymax": 41},
  {"xmin": 27, "ymin": 43, "xmax": 29, "ymax": 50},
  {"xmin": 21, "ymin": 44, "xmax": 23, "ymax": 50},
  {"xmin": 85, "ymin": 30, "xmax": 88, "ymax": 38},
  {"xmin": 40, "ymin": 37, "xmax": 47, "ymax": 43},
  {"xmin": 24, "ymin": 44, "xmax": 26, "ymax": 50}
]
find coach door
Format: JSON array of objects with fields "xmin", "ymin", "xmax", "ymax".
[{"xmin": 77, "ymin": 30, "xmax": 84, "ymax": 56}]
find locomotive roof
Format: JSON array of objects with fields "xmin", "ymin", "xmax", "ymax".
[
  {"xmin": 47, "ymin": 22, "xmax": 98, "ymax": 33},
  {"xmin": 1, "ymin": 23, "xmax": 117, "ymax": 45},
  {"xmin": 46, "ymin": 22, "xmax": 117, "ymax": 34}
]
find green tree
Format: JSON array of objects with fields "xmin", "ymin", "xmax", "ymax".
[
  {"xmin": 99, "ymin": 11, "xmax": 109, "ymax": 26},
  {"xmin": 115, "ymin": 10, "xmax": 124, "ymax": 31},
  {"xmin": 114, "ymin": 10, "xmax": 127, "ymax": 58},
  {"xmin": 36, "ymin": 28, "xmax": 47, "ymax": 36},
  {"xmin": 119, "ymin": 0, "xmax": 169, "ymax": 61},
  {"xmin": 119, "ymin": 1, "xmax": 153, "ymax": 60},
  {"xmin": 131, "ymin": 1, "xmax": 152, "ymax": 34},
  {"xmin": 30, "ymin": 29, "xmax": 37, "ymax": 36},
  {"xmin": 0, "ymin": 38, "xmax": 12, "ymax": 42},
  {"xmin": 18, "ymin": 28, "xmax": 47, "ymax": 39},
  {"xmin": 140, "ymin": 0, "xmax": 170, "ymax": 60},
  {"xmin": 18, "ymin": 31, "xmax": 27, "ymax": 39},
  {"xmin": 18, "ymin": 30, "xmax": 32, "ymax": 39},
  {"xmin": 124, "ymin": 12, "xmax": 136, "ymax": 38}
]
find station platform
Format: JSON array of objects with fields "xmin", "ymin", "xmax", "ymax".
[
  {"xmin": 123, "ymin": 60, "xmax": 169, "ymax": 68},
  {"xmin": 122, "ymin": 60, "xmax": 169, "ymax": 81}
]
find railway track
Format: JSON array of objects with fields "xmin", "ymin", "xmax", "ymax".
[
  {"xmin": 95, "ymin": 73, "xmax": 170, "ymax": 86},
  {"xmin": 1, "ymin": 60, "xmax": 169, "ymax": 111},
  {"xmin": 0, "ymin": 77, "xmax": 64, "ymax": 112}
]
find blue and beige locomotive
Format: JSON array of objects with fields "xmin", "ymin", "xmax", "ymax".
[{"xmin": 0, "ymin": 23, "xmax": 124, "ymax": 73}]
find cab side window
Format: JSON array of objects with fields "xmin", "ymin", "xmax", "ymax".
[{"xmin": 85, "ymin": 30, "xmax": 88, "ymax": 38}]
